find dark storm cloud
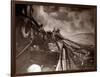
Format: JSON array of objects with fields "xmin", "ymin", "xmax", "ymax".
[{"xmin": 31, "ymin": 5, "xmax": 96, "ymax": 45}]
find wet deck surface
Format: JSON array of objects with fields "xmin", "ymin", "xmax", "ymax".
[{"xmin": 16, "ymin": 46, "xmax": 59, "ymax": 73}]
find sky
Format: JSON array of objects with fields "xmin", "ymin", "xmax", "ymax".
[{"xmin": 31, "ymin": 5, "xmax": 96, "ymax": 45}]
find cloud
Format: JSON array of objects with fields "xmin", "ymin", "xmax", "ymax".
[{"xmin": 32, "ymin": 5, "xmax": 96, "ymax": 45}]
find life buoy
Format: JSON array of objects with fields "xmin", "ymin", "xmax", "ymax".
[{"xmin": 21, "ymin": 26, "xmax": 30, "ymax": 38}]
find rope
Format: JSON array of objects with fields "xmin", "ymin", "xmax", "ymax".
[{"xmin": 16, "ymin": 41, "xmax": 32, "ymax": 59}]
